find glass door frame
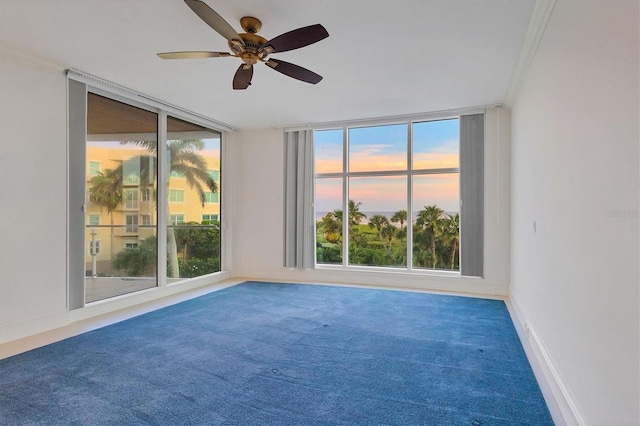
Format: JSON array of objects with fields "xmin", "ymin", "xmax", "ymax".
[{"xmin": 68, "ymin": 73, "xmax": 230, "ymax": 310}]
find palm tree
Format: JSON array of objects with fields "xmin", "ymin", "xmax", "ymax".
[
  {"xmin": 347, "ymin": 199, "xmax": 367, "ymax": 246},
  {"xmin": 390, "ymin": 210, "xmax": 407, "ymax": 230},
  {"xmin": 88, "ymin": 168, "xmax": 123, "ymax": 261},
  {"xmin": 348, "ymin": 199, "xmax": 367, "ymax": 228},
  {"xmin": 162, "ymin": 140, "xmax": 217, "ymax": 278},
  {"xmin": 320, "ymin": 211, "xmax": 342, "ymax": 243},
  {"xmin": 441, "ymin": 213, "xmax": 460, "ymax": 269},
  {"xmin": 99, "ymin": 139, "xmax": 216, "ymax": 278},
  {"xmin": 332, "ymin": 209, "xmax": 344, "ymax": 225},
  {"xmin": 368, "ymin": 214, "xmax": 389, "ymax": 244},
  {"xmin": 380, "ymin": 223, "xmax": 398, "ymax": 256},
  {"xmin": 174, "ymin": 221, "xmax": 203, "ymax": 265},
  {"xmin": 125, "ymin": 139, "xmax": 216, "ymax": 204},
  {"xmin": 391, "ymin": 209, "xmax": 407, "ymax": 243},
  {"xmin": 415, "ymin": 205, "xmax": 445, "ymax": 268}
]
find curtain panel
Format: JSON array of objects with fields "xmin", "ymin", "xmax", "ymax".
[
  {"xmin": 460, "ymin": 113, "xmax": 484, "ymax": 277},
  {"xmin": 283, "ymin": 130, "xmax": 315, "ymax": 269}
]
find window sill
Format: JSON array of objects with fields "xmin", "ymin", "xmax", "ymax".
[{"xmin": 314, "ymin": 264, "xmax": 467, "ymax": 279}]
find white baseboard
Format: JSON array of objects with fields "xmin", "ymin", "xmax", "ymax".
[
  {"xmin": 233, "ymin": 267, "xmax": 509, "ymax": 297},
  {"xmin": 507, "ymin": 293, "xmax": 585, "ymax": 425},
  {"xmin": 0, "ymin": 311, "xmax": 70, "ymax": 348}
]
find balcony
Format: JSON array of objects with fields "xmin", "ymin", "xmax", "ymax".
[{"xmin": 85, "ymin": 223, "xmax": 221, "ymax": 303}]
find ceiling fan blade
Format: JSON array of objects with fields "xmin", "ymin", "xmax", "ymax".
[
  {"xmin": 157, "ymin": 51, "xmax": 231, "ymax": 59},
  {"xmin": 184, "ymin": 0, "xmax": 244, "ymax": 46},
  {"xmin": 233, "ymin": 64, "xmax": 253, "ymax": 90},
  {"xmin": 265, "ymin": 59, "xmax": 322, "ymax": 84},
  {"xmin": 260, "ymin": 24, "xmax": 329, "ymax": 54}
]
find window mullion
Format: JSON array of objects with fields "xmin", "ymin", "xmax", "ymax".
[
  {"xmin": 342, "ymin": 126, "xmax": 349, "ymax": 266},
  {"xmin": 157, "ymin": 111, "xmax": 167, "ymax": 287},
  {"xmin": 407, "ymin": 122, "xmax": 413, "ymax": 271}
]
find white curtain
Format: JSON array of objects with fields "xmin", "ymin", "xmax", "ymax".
[
  {"xmin": 283, "ymin": 129, "xmax": 315, "ymax": 269},
  {"xmin": 460, "ymin": 113, "xmax": 484, "ymax": 277}
]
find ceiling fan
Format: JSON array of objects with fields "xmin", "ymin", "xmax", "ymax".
[{"xmin": 158, "ymin": 0, "xmax": 329, "ymax": 90}]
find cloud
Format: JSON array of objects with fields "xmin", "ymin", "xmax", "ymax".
[{"xmin": 316, "ymin": 173, "xmax": 460, "ymax": 214}]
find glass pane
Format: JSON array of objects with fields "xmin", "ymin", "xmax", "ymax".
[
  {"xmin": 348, "ymin": 176, "xmax": 407, "ymax": 267},
  {"xmin": 315, "ymin": 129, "xmax": 343, "ymax": 174},
  {"xmin": 349, "ymin": 124, "xmax": 407, "ymax": 172},
  {"xmin": 85, "ymin": 93, "xmax": 158, "ymax": 302},
  {"xmin": 412, "ymin": 173, "xmax": 460, "ymax": 271},
  {"xmin": 166, "ymin": 116, "xmax": 221, "ymax": 281},
  {"xmin": 413, "ymin": 119, "xmax": 459, "ymax": 169},
  {"xmin": 315, "ymin": 178, "xmax": 343, "ymax": 265}
]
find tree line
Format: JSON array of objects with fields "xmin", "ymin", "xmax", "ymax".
[
  {"xmin": 316, "ymin": 200, "xmax": 460, "ymax": 270},
  {"xmin": 111, "ymin": 222, "xmax": 221, "ymax": 278}
]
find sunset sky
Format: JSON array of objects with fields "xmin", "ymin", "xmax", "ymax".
[{"xmin": 315, "ymin": 119, "xmax": 460, "ymax": 215}]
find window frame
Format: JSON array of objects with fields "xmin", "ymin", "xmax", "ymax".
[
  {"xmin": 125, "ymin": 214, "xmax": 139, "ymax": 233},
  {"xmin": 88, "ymin": 214, "xmax": 100, "ymax": 226},
  {"xmin": 168, "ymin": 189, "xmax": 185, "ymax": 203},
  {"xmin": 89, "ymin": 240, "xmax": 101, "ymax": 255},
  {"xmin": 123, "ymin": 188, "xmax": 139, "ymax": 210},
  {"xmin": 204, "ymin": 191, "xmax": 218, "ymax": 203},
  {"xmin": 313, "ymin": 116, "xmax": 463, "ymax": 275},
  {"xmin": 170, "ymin": 214, "xmax": 185, "ymax": 225},
  {"xmin": 141, "ymin": 188, "xmax": 151, "ymax": 202},
  {"xmin": 140, "ymin": 214, "xmax": 152, "ymax": 226},
  {"xmin": 67, "ymin": 70, "xmax": 231, "ymax": 308},
  {"xmin": 202, "ymin": 214, "xmax": 219, "ymax": 222},
  {"xmin": 89, "ymin": 161, "xmax": 100, "ymax": 177}
]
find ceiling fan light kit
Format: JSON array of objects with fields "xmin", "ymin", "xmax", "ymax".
[{"xmin": 157, "ymin": 0, "xmax": 329, "ymax": 90}]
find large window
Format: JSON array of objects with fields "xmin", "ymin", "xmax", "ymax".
[
  {"xmin": 315, "ymin": 118, "xmax": 461, "ymax": 271},
  {"xmin": 75, "ymin": 86, "xmax": 224, "ymax": 306},
  {"xmin": 166, "ymin": 116, "xmax": 222, "ymax": 282},
  {"xmin": 83, "ymin": 93, "xmax": 158, "ymax": 303}
]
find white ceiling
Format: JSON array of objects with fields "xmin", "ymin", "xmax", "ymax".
[{"xmin": 0, "ymin": 0, "xmax": 534, "ymax": 129}]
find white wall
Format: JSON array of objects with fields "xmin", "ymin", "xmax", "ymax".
[
  {"xmin": 0, "ymin": 54, "xmax": 235, "ymax": 347},
  {"xmin": 0, "ymin": 55, "xmax": 69, "ymax": 341},
  {"xmin": 231, "ymin": 127, "xmax": 286, "ymax": 274},
  {"xmin": 232, "ymin": 108, "xmax": 512, "ymax": 296},
  {"xmin": 510, "ymin": 1, "xmax": 639, "ymax": 424}
]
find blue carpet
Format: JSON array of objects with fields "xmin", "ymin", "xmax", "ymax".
[{"xmin": 0, "ymin": 281, "xmax": 554, "ymax": 425}]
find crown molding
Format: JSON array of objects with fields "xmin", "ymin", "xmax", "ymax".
[{"xmin": 504, "ymin": 0, "xmax": 557, "ymax": 109}]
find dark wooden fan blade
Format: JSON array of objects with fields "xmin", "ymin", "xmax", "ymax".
[
  {"xmin": 157, "ymin": 51, "xmax": 231, "ymax": 59},
  {"xmin": 260, "ymin": 24, "xmax": 329, "ymax": 53},
  {"xmin": 184, "ymin": 0, "xmax": 244, "ymax": 46},
  {"xmin": 233, "ymin": 64, "xmax": 253, "ymax": 90},
  {"xmin": 265, "ymin": 59, "xmax": 322, "ymax": 84}
]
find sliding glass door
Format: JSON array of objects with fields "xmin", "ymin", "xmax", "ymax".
[
  {"xmin": 166, "ymin": 116, "xmax": 222, "ymax": 282},
  {"xmin": 70, "ymin": 87, "xmax": 225, "ymax": 306},
  {"xmin": 85, "ymin": 93, "xmax": 158, "ymax": 302}
]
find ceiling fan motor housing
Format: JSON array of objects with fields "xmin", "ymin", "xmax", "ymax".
[{"xmin": 231, "ymin": 31, "xmax": 269, "ymax": 65}]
